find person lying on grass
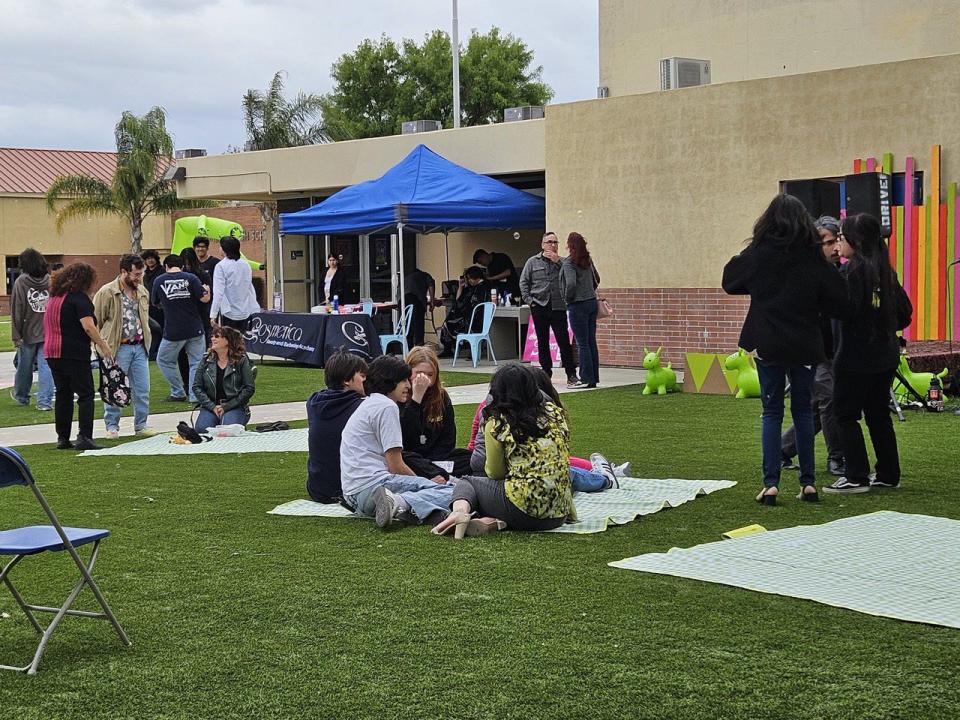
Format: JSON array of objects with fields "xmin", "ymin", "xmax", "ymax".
[
  {"xmin": 468, "ymin": 365, "xmax": 629, "ymax": 488},
  {"xmin": 432, "ymin": 362, "xmax": 577, "ymax": 539},
  {"xmin": 400, "ymin": 345, "xmax": 472, "ymax": 480},
  {"xmin": 339, "ymin": 355, "xmax": 454, "ymax": 529},
  {"xmin": 306, "ymin": 350, "xmax": 368, "ymax": 504},
  {"xmin": 192, "ymin": 324, "xmax": 256, "ymax": 434}
]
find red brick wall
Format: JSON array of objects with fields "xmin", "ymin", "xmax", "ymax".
[{"xmin": 596, "ymin": 288, "xmax": 749, "ymax": 369}]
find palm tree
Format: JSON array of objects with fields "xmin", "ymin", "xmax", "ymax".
[
  {"xmin": 242, "ymin": 71, "xmax": 338, "ymax": 150},
  {"xmin": 46, "ymin": 107, "xmax": 209, "ymax": 254}
]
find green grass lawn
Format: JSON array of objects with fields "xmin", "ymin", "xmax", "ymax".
[
  {"xmin": 1, "ymin": 389, "xmax": 958, "ymax": 719},
  {"xmin": 0, "ymin": 316, "xmax": 13, "ymax": 352},
  {"xmin": 0, "ymin": 361, "xmax": 484, "ymax": 428}
]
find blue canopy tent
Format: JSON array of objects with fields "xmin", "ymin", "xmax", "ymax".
[{"xmin": 278, "ymin": 144, "xmax": 545, "ymax": 311}]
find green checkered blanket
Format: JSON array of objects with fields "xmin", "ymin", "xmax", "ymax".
[
  {"xmin": 610, "ymin": 511, "xmax": 960, "ymax": 628},
  {"xmin": 268, "ymin": 477, "xmax": 736, "ymax": 534}
]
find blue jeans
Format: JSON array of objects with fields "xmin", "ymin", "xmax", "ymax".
[
  {"xmin": 567, "ymin": 299, "xmax": 599, "ymax": 385},
  {"xmin": 157, "ymin": 335, "xmax": 205, "ymax": 401},
  {"xmin": 570, "ymin": 467, "xmax": 608, "ymax": 492},
  {"xmin": 103, "ymin": 343, "xmax": 151, "ymax": 432},
  {"xmin": 346, "ymin": 475, "xmax": 454, "ymax": 524},
  {"xmin": 195, "ymin": 407, "xmax": 251, "ymax": 434},
  {"xmin": 13, "ymin": 342, "xmax": 54, "ymax": 408},
  {"xmin": 756, "ymin": 359, "xmax": 816, "ymax": 488}
]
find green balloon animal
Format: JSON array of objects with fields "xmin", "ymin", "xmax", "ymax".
[
  {"xmin": 894, "ymin": 355, "xmax": 949, "ymax": 402},
  {"xmin": 724, "ymin": 348, "xmax": 761, "ymax": 399},
  {"xmin": 642, "ymin": 347, "xmax": 678, "ymax": 395}
]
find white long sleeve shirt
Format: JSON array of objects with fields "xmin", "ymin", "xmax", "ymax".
[{"xmin": 210, "ymin": 258, "xmax": 259, "ymax": 321}]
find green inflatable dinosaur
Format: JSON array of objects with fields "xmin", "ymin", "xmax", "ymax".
[
  {"xmin": 171, "ymin": 215, "xmax": 262, "ymax": 271},
  {"xmin": 641, "ymin": 346, "xmax": 678, "ymax": 395},
  {"xmin": 893, "ymin": 355, "xmax": 949, "ymax": 402},
  {"xmin": 724, "ymin": 348, "xmax": 761, "ymax": 399}
]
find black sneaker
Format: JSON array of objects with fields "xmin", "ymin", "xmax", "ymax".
[
  {"xmin": 56, "ymin": 438, "xmax": 74, "ymax": 450},
  {"xmin": 822, "ymin": 477, "xmax": 870, "ymax": 494},
  {"xmin": 827, "ymin": 458, "xmax": 846, "ymax": 476},
  {"xmin": 567, "ymin": 377, "xmax": 584, "ymax": 389},
  {"xmin": 869, "ymin": 475, "xmax": 900, "ymax": 489},
  {"xmin": 165, "ymin": 395, "xmax": 188, "ymax": 403},
  {"xmin": 781, "ymin": 455, "xmax": 799, "ymax": 471},
  {"xmin": 74, "ymin": 435, "xmax": 103, "ymax": 451}
]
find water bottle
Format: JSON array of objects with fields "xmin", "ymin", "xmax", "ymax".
[
  {"xmin": 332, "ymin": 294, "xmax": 340, "ymax": 313},
  {"xmin": 927, "ymin": 376, "xmax": 944, "ymax": 412},
  {"xmin": 490, "ymin": 288, "xmax": 497, "ymax": 305}
]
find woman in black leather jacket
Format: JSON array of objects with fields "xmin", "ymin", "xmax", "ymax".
[{"xmin": 192, "ymin": 324, "xmax": 256, "ymax": 433}]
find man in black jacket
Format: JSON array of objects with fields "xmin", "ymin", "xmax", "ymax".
[{"xmin": 306, "ymin": 351, "xmax": 368, "ymax": 503}]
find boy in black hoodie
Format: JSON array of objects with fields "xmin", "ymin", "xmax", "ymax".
[{"xmin": 306, "ymin": 351, "xmax": 368, "ymax": 503}]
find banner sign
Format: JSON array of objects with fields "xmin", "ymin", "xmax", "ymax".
[
  {"xmin": 245, "ymin": 312, "xmax": 382, "ymax": 367},
  {"xmin": 322, "ymin": 315, "xmax": 381, "ymax": 363},
  {"xmin": 522, "ymin": 318, "xmax": 574, "ymax": 364}
]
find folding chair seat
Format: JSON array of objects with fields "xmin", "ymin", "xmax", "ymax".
[
  {"xmin": 0, "ymin": 446, "xmax": 130, "ymax": 675},
  {"xmin": 452, "ymin": 301, "xmax": 498, "ymax": 368},
  {"xmin": 380, "ymin": 303, "xmax": 414, "ymax": 355}
]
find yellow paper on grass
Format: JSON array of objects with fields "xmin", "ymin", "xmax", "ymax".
[{"xmin": 722, "ymin": 524, "xmax": 767, "ymax": 540}]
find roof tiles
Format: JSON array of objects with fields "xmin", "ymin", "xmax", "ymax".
[{"xmin": 0, "ymin": 148, "xmax": 118, "ymax": 194}]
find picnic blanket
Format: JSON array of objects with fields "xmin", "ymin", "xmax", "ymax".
[
  {"xmin": 79, "ymin": 429, "xmax": 310, "ymax": 456},
  {"xmin": 610, "ymin": 511, "xmax": 960, "ymax": 628},
  {"xmin": 268, "ymin": 477, "xmax": 736, "ymax": 534}
]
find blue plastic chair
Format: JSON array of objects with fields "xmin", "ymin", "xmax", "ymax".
[
  {"xmin": 379, "ymin": 304, "xmax": 414, "ymax": 355},
  {"xmin": 452, "ymin": 301, "xmax": 498, "ymax": 368},
  {"xmin": 0, "ymin": 447, "xmax": 130, "ymax": 674}
]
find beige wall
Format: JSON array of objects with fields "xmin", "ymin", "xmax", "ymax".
[
  {"xmin": 547, "ymin": 53, "xmax": 960, "ymax": 289},
  {"xmin": 177, "ymin": 120, "xmax": 545, "ymax": 201},
  {"xmin": 0, "ymin": 195, "xmax": 170, "ymax": 256},
  {"xmin": 416, "ymin": 230, "xmax": 541, "ymax": 291},
  {"xmin": 600, "ymin": 0, "xmax": 960, "ymax": 96}
]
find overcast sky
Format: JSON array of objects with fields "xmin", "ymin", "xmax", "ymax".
[{"xmin": 0, "ymin": 0, "xmax": 598, "ymax": 154}]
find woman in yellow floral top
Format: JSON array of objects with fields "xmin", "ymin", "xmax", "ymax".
[{"xmin": 432, "ymin": 363, "xmax": 576, "ymax": 538}]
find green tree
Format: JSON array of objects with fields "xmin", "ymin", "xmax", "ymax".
[
  {"xmin": 46, "ymin": 107, "xmax": 209, "ymax": 254},
  {"xmin": 242, "ymin": 71, "xmax": 336, "ymax": 150},
  {"xmin": 320, "ymin": 28, "xmax": 553, "ymax": 139}
]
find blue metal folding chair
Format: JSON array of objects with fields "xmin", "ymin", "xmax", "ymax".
[
  {"xmin": 0, "ymin": 446, "xmax": 130, "ymax": 674},
  {"xmin": 379, "ymin": 303, "xmax": 414, "ymax": 355},
  {"xmin": 452, "ymin": 301, "xmax": 498, "ymax": 368}
]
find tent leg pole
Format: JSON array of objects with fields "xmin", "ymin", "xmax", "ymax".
[
  {"xmin": 444, "ymin": 231, "xmax": 450, "ymax": 283},
  {"xmin": 278, "ymin": 233, "xmax": 285, "ymax": 311}
]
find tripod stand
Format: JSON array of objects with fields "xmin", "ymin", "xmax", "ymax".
[{"xmin": 889, "ymin": 369, "xmax": 929, "ymax": 421}]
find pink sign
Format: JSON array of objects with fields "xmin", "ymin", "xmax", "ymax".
[{"xmin": 522, "ymin": 318, "xmax": 574, "ymax": 364}]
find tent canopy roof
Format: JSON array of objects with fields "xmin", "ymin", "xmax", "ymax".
[{"xmin": 279, "ymin": 144, "xmax": 544, "ymax": 235}]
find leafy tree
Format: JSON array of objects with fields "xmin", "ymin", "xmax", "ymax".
[
  {"xmin": 46, "ymin": 107, "xmax": 209, "ymax": 254},
  {"xmin": 242, "ymin": 71, "xmax": 336, "ymax": 150},
  {"xmin": 320, "ymin": 28, "xmax": 553, "ymax": 138}
]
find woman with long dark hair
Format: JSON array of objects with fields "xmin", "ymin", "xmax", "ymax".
[
  {"xmin": 823, "ymin": 214, "xmax": 912, "ymax": 494},
  {"xmin": 192, "ymin": 324, "xmax": 256, "ymax": 433},
  {"xmin": 323, "ymin": 254, "xmax": 348, "ymax": 304},
  {"xmin": 43, "ymin": 262, "xmax": 114, "ymax": 450},
  {"xmin": 560, "ymin": 232, "xmax": 601, "ymax": 388},
  {"xmin": 431, "ymin": 363, "xmax": 576, "ymax": 538},
  {"xmin": 722, "ymin": 194, "xmax": 845, "ymax": 505}
]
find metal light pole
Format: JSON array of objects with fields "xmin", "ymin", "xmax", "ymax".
[{"xmin": 452, "ymin": 0, "xmax": 461, "ymax": 129}]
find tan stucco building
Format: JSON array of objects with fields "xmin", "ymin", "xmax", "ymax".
[{"xmin": 174, "ymin": 1, "xmax": 960, "ymax": 367}]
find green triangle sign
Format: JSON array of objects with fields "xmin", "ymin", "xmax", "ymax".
[{"xmin": 684, "ymin": 353, "xmax": 718, "ymax": 392}]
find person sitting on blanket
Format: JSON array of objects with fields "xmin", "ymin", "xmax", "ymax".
[
  {"xmin": 192, "ymin": 324, "xmax": 256, "ymax": 434},
  {"xmin": 306, "ymin": 350, "xmax": 368, "ymax": 503},
  {"xmin": 400, "ymin": 345, "xmax": 472, "ymax": 480},
  {"xmin": 340, "ymin": 355, "xmax": 455, "ymax": 528},
  {"xmin": 432, "ymin": 363, "xmax": 577, "ymax": 539},
  {"xmin": 468, "ymin": 366, "xmax": 628, "ymax": 488}
]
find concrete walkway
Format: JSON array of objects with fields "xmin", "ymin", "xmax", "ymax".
[{"xmin": 1, "ymin": 365, "xmax": 648, "ymax": 448}]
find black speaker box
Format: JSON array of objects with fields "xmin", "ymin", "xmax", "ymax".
[
  {"xmin": 784, "ymin": 179, "xmax": 841, "ymax": 220},
  {"xmin": 844, "ymin": 172, "xmax": 893, "ymax": 233}
]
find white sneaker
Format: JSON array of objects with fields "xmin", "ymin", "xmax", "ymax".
[
  {"xmin": 590, "ymin": 452, "xmax": 618, "ymax": 489},
  {"xmin": 613, "ymin": 461, "xmax": 632, "ymax": 478},
  {"xmin": 105, "ymin": 429, "xmax": 120, "ymax": 440},
  {"xmin": 136, "ymin": 427, "xmax": 158, "ymax": 437}
]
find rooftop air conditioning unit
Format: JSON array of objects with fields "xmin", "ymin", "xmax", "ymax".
[
  {"xmin": 503, "ymin": 105, "xmax": 545, "ymax": 122},
  {"xmin": 402, "ymin": 120, "xmax": 442, "ymax": 134},
  {"xmin": 174, "ymin": 148, "xmax": 207, "ymax": 159},
  {"xmin": 659, "ymin": 58, "xmax": 711, "ymax": 90},
  {"xmin": 597, "ymin": 86, "xmax": 610, "ymax": 99}
]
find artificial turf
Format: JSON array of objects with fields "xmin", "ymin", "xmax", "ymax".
[{"xmin": 0, "ymin": 388, "xmax": 957, "ymax": 719}]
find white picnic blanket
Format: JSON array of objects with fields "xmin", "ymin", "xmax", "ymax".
[
  {"xmin": 610, "ymin": 511, "xmax": 960, "ymax": 628},
  {"xmin": 79, "ymin": 429, "xmax": 309, "ymax": 456},
  {"xmin": 268, "ymin": 477, "xmax": 737, "ymax": 534}
]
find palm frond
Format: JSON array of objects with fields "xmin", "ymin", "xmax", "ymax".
[{"xmin": 50, "ymin": 196, "xmax": 120, "ymax": 233}]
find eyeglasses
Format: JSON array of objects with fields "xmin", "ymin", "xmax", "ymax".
[{"xmin": 543, "ymin": 239, "xmax": 559, "ymax": 245}]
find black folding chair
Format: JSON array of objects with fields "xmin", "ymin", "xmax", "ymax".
[{"xmin": 0, "ymin": 446, "xmax": 130, "ymax": 674}]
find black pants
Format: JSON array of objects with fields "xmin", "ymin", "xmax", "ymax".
[
  {"xmin": 405, "ymin": 295, "xmax": 426, "ymax": 348},
  {"xmin": 530, "ymin": 304, "xmax": 576, "ymax": 378},
  {"xmin": 403, "ymin": 448, "xmax": 472, "ymax": 481},
  {"xmin": 47, "ymin": 358, "xmax": 94, "ymax": 441},
  {"xmin": 834, "ymin": 369, "xmax": 900, "ymax": 485},
  {"xmin": 219, "ymin": 316, "xmax": 249, "ymax": 332}
]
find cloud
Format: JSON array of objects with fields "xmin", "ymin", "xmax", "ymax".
[{"xmin": 0, "ymin": 0, "xmax": 597, "ymax": 153}]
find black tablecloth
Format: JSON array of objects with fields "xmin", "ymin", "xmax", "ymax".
[{"xmin": 244, "ymin": 312, "xmax": 381, "ymax": 367}]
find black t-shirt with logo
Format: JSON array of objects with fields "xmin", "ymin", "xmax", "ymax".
[
  {"xmin": 151, "ymin": 271, "xmax": 206, "ymax": 341},
  {"xmin": 44, "ymin": 292, "xmax": 95, "ymax": 361}
]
